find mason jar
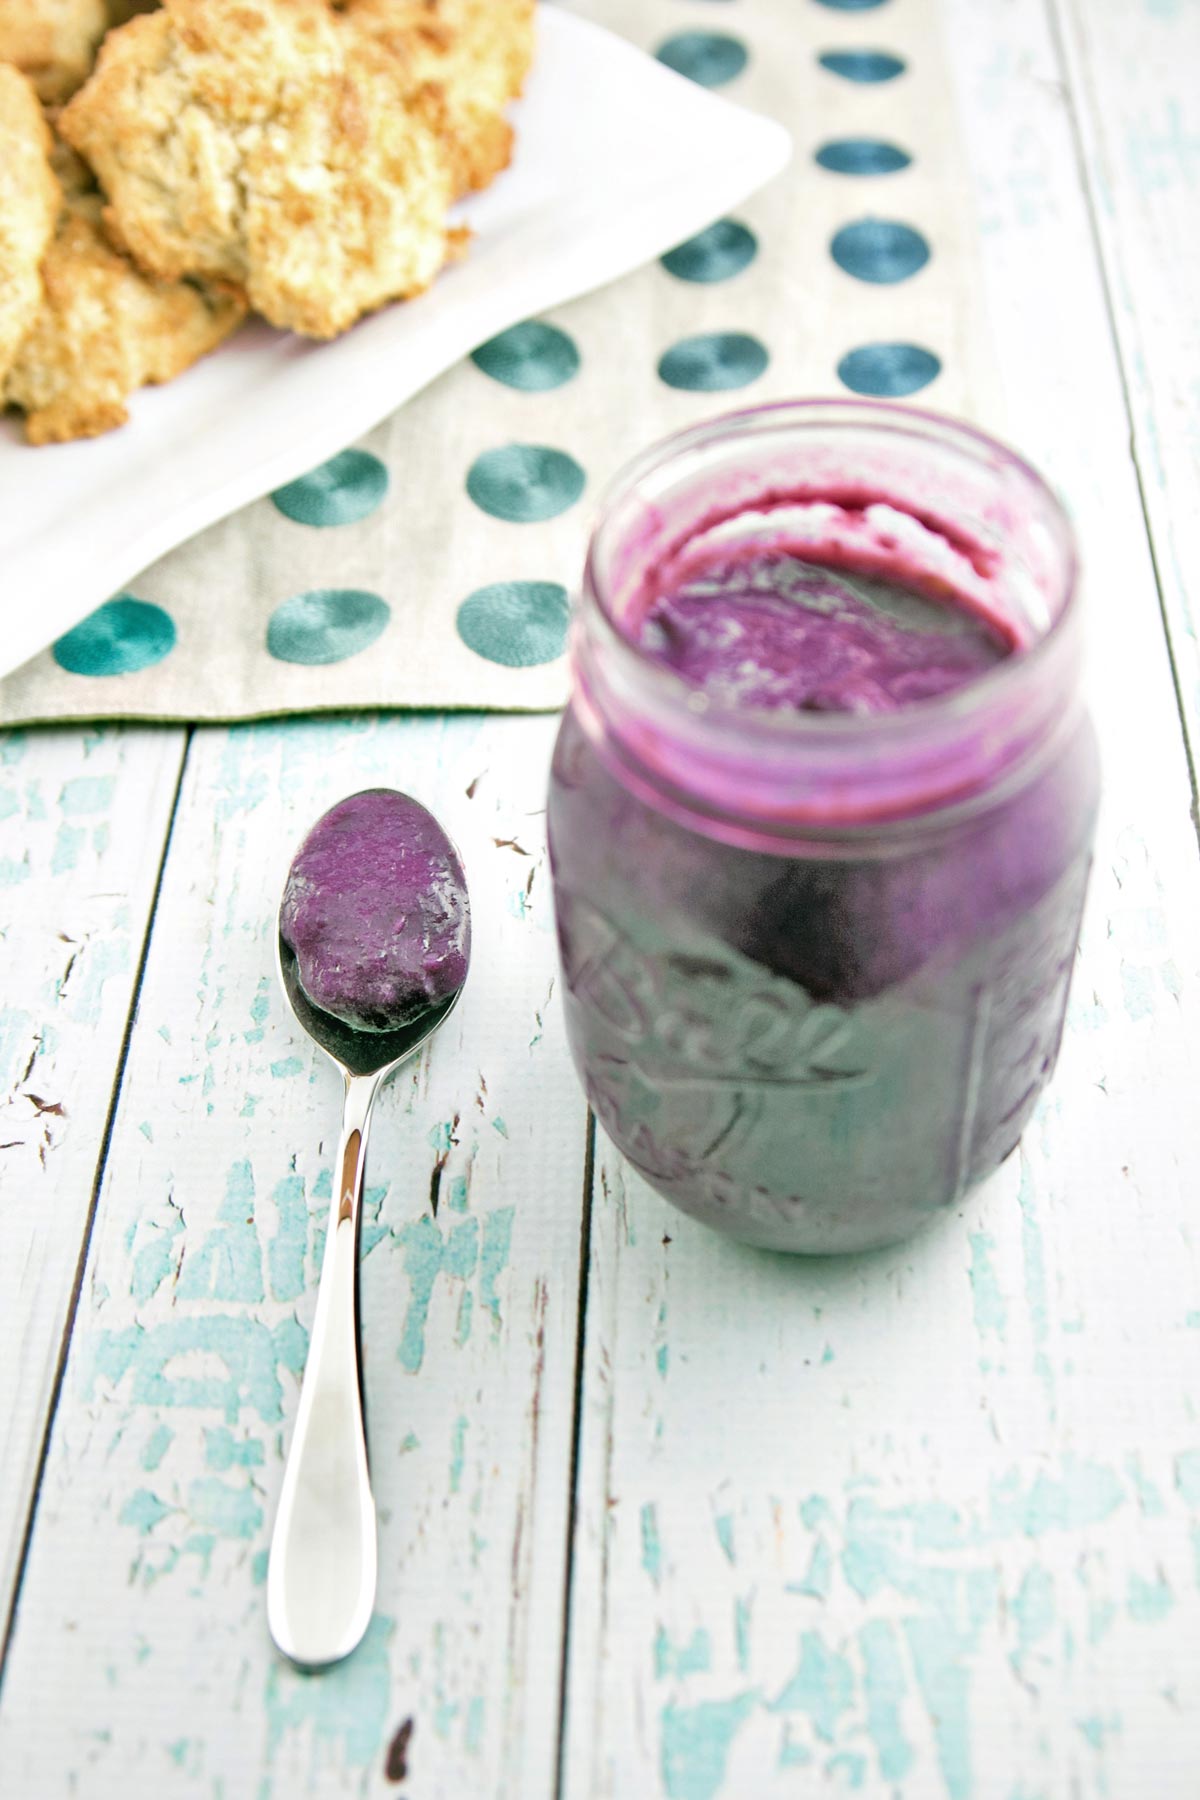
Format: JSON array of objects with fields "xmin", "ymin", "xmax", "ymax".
[{"xmin": 547, "ymin": 400, "xmax": 1098, "ymax": 1253}]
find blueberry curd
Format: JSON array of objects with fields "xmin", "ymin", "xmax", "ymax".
[
  {"xmin": 280, "ymin": 788, "xmax": 470, "ymax": 1033},
  {"xmin": 547, "ymin": 402, "xmax": 1098, "ymax": 1253}
]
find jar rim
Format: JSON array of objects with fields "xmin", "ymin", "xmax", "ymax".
[{"xmin": 580, "ymin": 397, "xmax": 1080, "ymax": 750}]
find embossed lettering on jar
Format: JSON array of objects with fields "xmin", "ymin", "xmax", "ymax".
[{"xmin": 547, "ymin": 401, "xmax": 1098, "ymax": 1253}]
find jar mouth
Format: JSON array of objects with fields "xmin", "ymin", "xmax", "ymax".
[{"xmin": 581, "ymin": 397, "xmax": 1080, "ymax": 750}]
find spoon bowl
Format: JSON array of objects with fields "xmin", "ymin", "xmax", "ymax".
[{"xmin": 267, "ymin": 788, "xmax": 470, "ymax": 1671}]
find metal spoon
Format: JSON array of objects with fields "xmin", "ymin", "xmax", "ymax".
[{"xmin": 267, "ymin": 791, "xmax": 470, "ymax": 1670}]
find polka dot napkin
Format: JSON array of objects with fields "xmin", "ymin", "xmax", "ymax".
[{"xmin": 1, "ymin": 0, "xmax": 996, "ymax": 725}]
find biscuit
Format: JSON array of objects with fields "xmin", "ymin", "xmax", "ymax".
[
  {"xmin": 0, "ymin": 1, "xmax": 151, "ymax": 104},
  {"xmin": 60, "ymin": 0, "xmax": 460, "ymax": 338},
  {"xmin": 0, "ymin": 65, "xmax": 60, "ymax": 385},
  {"xmin": 345, "ymin": 0, "xmax": 535, "ymax": 195},
  {"xmin": 4, "ymin": 143, "xmax": 247, "ymax": 443}
]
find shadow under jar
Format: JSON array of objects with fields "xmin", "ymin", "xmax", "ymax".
[{"xmin": 547, "ymin": 400, "xmax": 1099, "ymax": 1254}]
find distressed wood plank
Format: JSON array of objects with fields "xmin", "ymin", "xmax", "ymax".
[
  {"xmin": 0, "ymin": 713, "xmax": 587, "ymax": 1798},
  {"xmin": 0, "ymin": 725, "xmax": 185, "ymax": 1627},
  {"xmin": 561, "ymin": 1, "xmax": 1200, "ymax": 1795},
  {"xmin": 1053, "ymin": 0, "xmax": 1200, "ymax": 778}
]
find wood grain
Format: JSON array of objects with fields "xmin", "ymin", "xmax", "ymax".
[
  {"xmin": 559, "ymin": 0, "xmax": 1200, "ymax": 1794},
  {"xmin": 0, "ymin": 715, "xmax": 588, "ymax": 1797},
  {"xmin": 0, "ymin": 726, "xmax": 185, "ymax": 1630}
]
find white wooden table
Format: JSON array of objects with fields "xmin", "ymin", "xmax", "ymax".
[{"xmin": 2, "ymin": 2, "xmax": 1199, "ymax": 1794}]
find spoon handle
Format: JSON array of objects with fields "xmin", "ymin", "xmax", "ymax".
[{"xmin": 268, "ymin": 1071, "xmax": 380, "ymax": 1668}]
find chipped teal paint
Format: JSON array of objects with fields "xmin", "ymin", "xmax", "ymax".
[
  {"xmin": 859, "ymin": 1620, "xmax": 913, "ymax": 1782},
  {"xmin": 1127, "ymin": 1572, "xmax": 1173, "ymax": 1621},
  {"xmin": 176, "ymin": 1160, "xmax": 264, "ymax": 1303},
  {"xmin": 735, "ymin": 1596, "xmax": 752, "ymax": 1673},
  {"xmin": 492, "ymin": 1116, "xmax": 509, "ymax": 1138},
  {"xmin": 660, "ymin": 1693, "xmax": 757, "ymax": 1800},
  {"xmin": 642, "ymin": 1502, "xmax": 663, "ymax": 1585},
  {"xmin": 1012, "ymin": 1566, "xmax": 1055, "ymax": 1667},
  {"xmin": 140, "ymin": 1424, "xmax": 174, "ymax": 1471},
  {"xmin": 1078, "ymin": 1714, "xmax": 1120, "ymax": 1750},
  {"xmin": 0, "ymin": 855, "xmax": 30, "ymax": 885},
  {"xmin": 187, "ymin": 1476, "xmax": 263, "ymax": 1539},
  {"xmin": 769, "ymin": 1634, "xmax": 853, "ymax": 1742},
  {"xmin": 204, "ymin": 1426, "xmax": 265, "ymax": 1470},
  {"xmin": 450, "ymin": 1414, "xmax": 468, "ymax": 1494},
  {"xmin": 714, "ymin": 1513, "xmax": 735, "ymax": 1563},
  {"xmin": 268, "ymin": 1173, "xmax": 308, "ymax": 1302},
  {"xmin": 968, "ymin": 1231, "xmax": 1007, "ymax": 1337},
  {"xmin": 655, "ymin": 1628, "xmax": 713, "ymax": 1680},
  {"xmin": 903, "ymin": 1615, "xmax": 975, "ymax": 1800},
  {"xmin": 1175, "ymin": 1448, "xmax": 1200, "ymax": 1505},
  {"xmin": 265, "ymin": 1612, "xmax": 393, "ymax": 1767},
  {"xmin": 59, "ymin": 775, "xmax": 114, "ymax": 814},
  {"xmin": 429, "ymin": 1120, "xmax": 455, "ymax": 1153},
  {"xmin": 464, "ymin": 1695, "xmax": 485, "ymax": 1754},
  {"xmin": 252, "ymin": 1548, "xmax": 269, "ymax": 1584},
  {"xmin": 479, "ymin": 1207, "xmax": 515, "ymax": 1328},
  {"xmin": 51, "ymin": 823, "xmax": 84, "ymax": 875},
  {"xmin": 1126, "ymin": 1456, "xmax": 1166, "ymax": 1516},
  {"xmin": 1017, "ymin": 1158, "xmax": 1052, "ymax": 1397},
  {"xmin": 826, "ymin": 1752, "xmax": 867, "ymax": 1789},
  {"xmin": 270, "ymin": 1056, "xmax": 304, "ymax": 1079},
  {"xmin": 790, "ymin": 1539, "xmax": 833, "ymax": 1599},
  {"xmin": 989, "ymin": 1460, "xmax": 1123, "ymax": 1537},
  {"xmin": 250, "ymin": 981, "xmax": 270, "ymax": 1027},
  {"xmin": 81, "ymin": 1315, "xmax": 307, "ymax": 1424},
  {"xmin": 0, "ymin": 789, "xmax": 17, "ymax": 821},
  {"xmin": 800, "ymin": 1495, "xmax": 831, "ymax": 1531},
  {"xmin": 656, "ymin": 1343, "xmax": 669, "ymax": 1377},
  {"xmin": 397, "ymin": 1214, "xmax": 479, "ymax": 1374},
  {"xmin": 447, "ymin": 1174, "xmax": 470, "ymax": 1213},
  {"xmin": 120, "ymin": 1489, "xmax": 171, "ymax": 1533},
  {"xmin": 130, "ymin": 1213, "xmax": 184, "ymax": 1304},
  {"xmin": 456, "ymin": 1288, "xmax": 474, "ymax": 1346}
]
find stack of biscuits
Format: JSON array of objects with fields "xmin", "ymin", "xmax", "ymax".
[{"xmin": 0, "ymin": 0, "xmax": 533, "ymax": 443}]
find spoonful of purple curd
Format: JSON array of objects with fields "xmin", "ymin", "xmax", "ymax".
[{"xmin": 268, "ymin": 789, "xmax": 470, "ymax": 1672}]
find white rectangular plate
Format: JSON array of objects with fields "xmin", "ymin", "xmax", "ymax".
[{"xmin": 0, "ymin": 7, "xmax": 790, "ymax": 679}]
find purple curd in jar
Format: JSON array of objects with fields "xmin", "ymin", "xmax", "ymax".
[{"xmin": 547, "ymin": 403, "xmax": 1098, "ymax": 1253}]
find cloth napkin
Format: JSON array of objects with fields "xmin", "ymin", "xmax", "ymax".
[{"xmin": 0, "ymin": 0, "xmax": 994, "ymax": 727}]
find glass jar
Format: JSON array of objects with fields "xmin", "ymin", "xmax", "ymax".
[{"xmin": 547, "ymin": 401, "xmax": 1098, "ymax": 1254}]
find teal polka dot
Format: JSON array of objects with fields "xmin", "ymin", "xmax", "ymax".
[
  {"xmin": 816, "ymin": 138, "xmax": 911, "ymax": 176},
  {"xmin": 658, "ymin": 332, "xmax": 769, "ymax": 392},
  {"xmin": 656, "ymin": 32, "xmax": 748, "ymax": 87},
  {"xmin": 838, "ymin": 342, "xmax": 941, "ymax": 396},
  {"xmin": 818, "ymin": 50, "xmax": 905, "ymax": 82},
  {"xmin": 466, "ymin": 445, "xmax": 585, "ymax": 523},
  {"xmin": 831, "ymin": 219, "xmax": 930, "ymax": 284},
  {"xmin": 661, "ymin": 220, "xmax": 758, "ymax": 284},
  {"xmin": 53, "ymin": 596, "xmax": 176, "ymax": 677},
  {"xmin": 267, "ymin": 589, "xmax": 390, "ymax": 665},
  {"xmin": 471, "ymin": 321, "xmax": 580, "ymax": 392},
  {"xmin": 271, "ymin": 450, "xmax": 389, "ymax": 527},
  {"xmin": 456, "ymin": 582, "xmax": 570, "ymax": 668}
]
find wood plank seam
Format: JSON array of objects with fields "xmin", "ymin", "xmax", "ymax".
[
  {"xmin": 1041, "ymin": 0, "xmax": 1200, "ymax": 846},
  {"xmin": 0, "ymin": 726, "xmax": 193, "ymax": 1686},
  {"xmin": 554, "ymin": 1110, "xmax": 597, "ymax": 1800}
]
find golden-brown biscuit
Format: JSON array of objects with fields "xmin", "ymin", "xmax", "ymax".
[
  {"xmin": 60, "ymin": 0, "xmax": 459, "ymax": 338},
  {"xmin": 4, "ymin": 142, "xmax": 246, "ymax": 443},
  {"xmin": 0, "ymin": 3, "xmax": 158, "ymax": 103},
  {"xmin": 0, "ymin": 65, "xmax": 60, "ymax": 384},
  {"xmin": 345, "ymin": 0, "xmax": 534, "ymax": 195}
]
